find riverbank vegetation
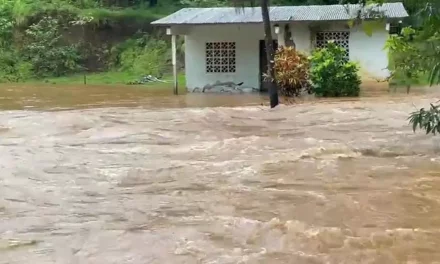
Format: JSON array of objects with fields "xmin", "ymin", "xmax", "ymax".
[
  {"xmin": 0, "ymin": 0, "xmax": 184, "ymax": 84},
  {"xmin": 395, "ymin": 0, "xmax": 440, "ymax": 134}
]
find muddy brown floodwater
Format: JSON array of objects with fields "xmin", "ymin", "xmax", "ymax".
[{"xmin": 1, "ymin": 84, "xmax": 440, "ymax": 264}]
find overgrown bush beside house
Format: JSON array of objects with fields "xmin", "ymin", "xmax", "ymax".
[
  {"xmin": 309, "ymin": 41, "xmax": 361, "ymax": 97},
  {"xmin": 273, "ymin": 43, "xmax": 361, "ymax": 98},
  {"xmin": 111, "ymin": 34, "xmax": 170, "ymax": 77},
  {"xmin": 274, "ymin": 46, "xmax": 311, "ymax": 96},
  {"xmin": 386, "ymin": 27, "xmax": 427, "ymax": 92}
]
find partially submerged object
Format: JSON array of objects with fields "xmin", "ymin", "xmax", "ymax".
[
  {"xmin": 193, "ymin": 81, "xmax": 259, "ymax": 93},
  {"xmin": 127, "ymin": 75, "xmax": 167, "ymax": 85}
]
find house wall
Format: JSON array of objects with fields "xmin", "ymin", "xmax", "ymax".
[
  {"xmin": 287, "ymin": 21, "xmax": 390, "ymax": 81},
  {"xmin": 289, "ymin": 22, "xmax": 312, "ymax": 53},
  {"xmin": 349, "ymin": 24, "xmax": 390, "ymax": 85},
  {"xmin": 183, "ymin": 21, "xmax": 390, "ymax": 92},
  {"xmin": 184, "ymin": 24, "xmax": 274, "ymax": 91}
]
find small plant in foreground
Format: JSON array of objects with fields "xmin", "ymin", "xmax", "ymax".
[
  {"xmin": 310, "ymin": 41, "xmax": 361, "ymax": 97},
  {"xmin": 409, "ymin": 103, "xmax": 440, "ymax": 135}
]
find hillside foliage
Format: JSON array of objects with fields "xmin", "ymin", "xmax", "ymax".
[{"xmin": 0, "ymin": 0, "xmax": 182, "ymax": 82}]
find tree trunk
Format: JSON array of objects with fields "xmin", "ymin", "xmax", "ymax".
[{"xmin": 260, "ymin": 0, "xmax": 279, "ymax": 108}]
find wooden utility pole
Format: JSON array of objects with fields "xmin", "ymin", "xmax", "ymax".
[{"xmin": 260, "ymin": 0, "xmax": 279, "ymax": 108}]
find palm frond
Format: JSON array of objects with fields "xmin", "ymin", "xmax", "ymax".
[{"xmin": 429, "ymin": 61, "xmax": 440, "ymax": 86}]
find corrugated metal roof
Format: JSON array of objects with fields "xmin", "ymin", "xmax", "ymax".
[{"xmin": 151, "ymin": 2, "xmax": 408, "ymax": 25}]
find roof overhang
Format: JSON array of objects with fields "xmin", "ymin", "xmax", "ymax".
[{"xmin": 151, "ymin": 3, "xmax": 409, "ymax": 26}]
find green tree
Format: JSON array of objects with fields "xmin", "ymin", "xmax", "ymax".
[
  {"xmin": 378, "ymin": 0, "xmax": 440, "ymax": 134},
  {"xmin": 398, "ymin": 0, "xmax": 440, "ymax": 134},
  {"xmin": 351, "ymin": 0, "xmax": 440, "ymax": 134},
  {"xmin": 23, "ymin": 16, "xmax": 82, "ymax": 77}
]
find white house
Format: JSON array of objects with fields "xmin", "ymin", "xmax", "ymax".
[{"xmin": 151, "ymin": 3, "xmax": 409, "ymax": 93}]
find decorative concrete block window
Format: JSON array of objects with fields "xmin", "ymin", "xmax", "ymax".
[
  {"xmin": 316, "ymin": 31, "xmax": 350, "ymax": 59},
  {"xmin": 205, "ymin": 42, "xmax": 236, "ymax": 73}
]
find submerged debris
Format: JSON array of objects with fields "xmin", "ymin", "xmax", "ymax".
[
  {"xmin": 127, "ymin": 75, "xmax": 168, "ymax": 85},
  {"xmin": 0, "ymin": 240, "xmax": 39, "ymax": 251},
  {"xmin": 193, "ymin": 81, "xmax": 259, "ymax": 93}
]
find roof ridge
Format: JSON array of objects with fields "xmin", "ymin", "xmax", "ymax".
[
  {"xmin": 178, "ymin": 2, "xmax": 403, "ymax": 10},
  {"xmin": 151, "ymin": 2, "xmax": 408, "ymax": 25}
]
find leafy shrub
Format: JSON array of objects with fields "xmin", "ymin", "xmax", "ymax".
[
  {"xmin": 310, "ymin": 41, "xmax": 361, "ymax": 97},
  {"xmin": 409, "ymin": 103, "xmax": 440, "ymax": 135},
  {"xmin": 0, "ymin": 49, "xmax": 20, "ymax": 82},
  {"xmin": 15, "ymin": 61, "xmax": 33, "ymax": 80},
  {"xmin": 0, "ymin": 48, "xmax": 33, "ymax": 82},
  {"xmin": 22, "ymin": 16, "xmax": 81, "ymax": 77},
  {"xmin": 131, "ymin": 38, "xmax": 169, "ymax": 76},
  {"xmin": 386, "ymin": 27, "xmax": 426, "ymax": 91},
  {"xmin": 111, "ymin": 34, "xmax": 169, "ymax": 77},
  {"xmin": 273, "ymin": 46, "xmax": 311, "ymax": 97},
  {"xmin": 0, "ymin": 12, "xmax": 14, "ymax": 47},
  {"xmin": 0, "ymin": 1, "xmax": 19, "ymax": 81}
]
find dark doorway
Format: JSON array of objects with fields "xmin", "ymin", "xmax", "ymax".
[{"xmin": 259, "ymin": 39, "xmax": 278, "ymax": 92}]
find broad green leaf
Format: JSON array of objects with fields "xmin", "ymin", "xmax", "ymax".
[{"xmin": 412, "ymin": 117, "xmax": 418, "ymax": 132}]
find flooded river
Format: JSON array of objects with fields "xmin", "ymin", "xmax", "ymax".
[{"xmin": 1, "ymin": 84, "xmax": 440, "ymax": 263}]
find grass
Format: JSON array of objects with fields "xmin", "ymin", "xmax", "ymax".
[
  {"xmin": 29, "ymin": 71, "xmax": 186, "ymax": 91},
  {"xmin": 389, "ymin": 70, "xmax": 430, "ymax": 87}
]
